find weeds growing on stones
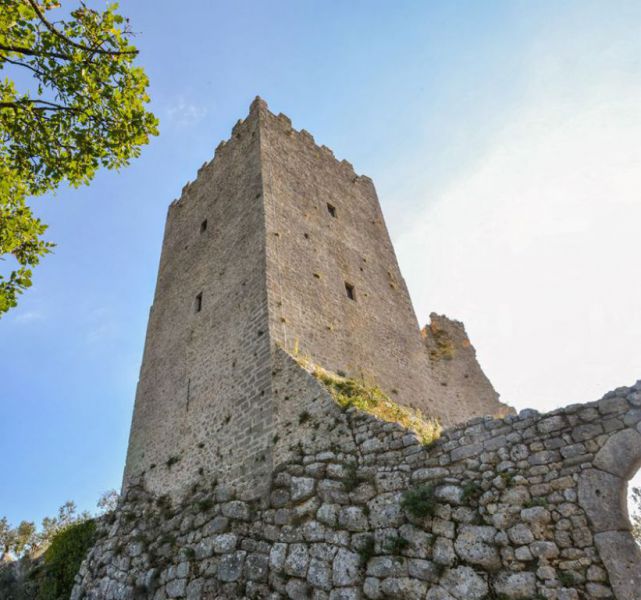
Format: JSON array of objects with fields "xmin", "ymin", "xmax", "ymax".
[
  {"xmin": 298, "ymin": 359, "xmax": 442, "ymax": 445},
  {"xmin": 298, "ymin": 411, "xmax": 311, "ymax": 424},
  {"xmin": 165, "ymin": 455, "xmax": 181, "ymax": 469},
  {"xmin": 462, "ymin": 481, "xmax": 483, "ymax": 503},
  {"xmin": 385, "ymin": 535, "xmax": 410, "ymax": 555},
  {"xmin": 357, "ymin": 535, "xmax": 376, "ymax": 565},
  {"xmin": 401, "ymin": 484, "xmax": 438, "ymax": 518}
]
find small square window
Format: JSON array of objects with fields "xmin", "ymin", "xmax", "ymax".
[
  {"xmin": 200, "ymin": 219, "xmax": 208, "ymax": 233},
  {"xmin": 195, "ymin": 292, "xmax": 203, "ymax": 312},
  {"xmin": 327, "ymin": 203, "xmax": 337, "ymax": 218},
  {"xmin": 345, "ymin": 282, "xmax": 356, "ymax": 301}
]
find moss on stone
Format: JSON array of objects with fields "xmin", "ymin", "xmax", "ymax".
[
  {"xmin": 384, "ymin": 535, "xmax": 410, "ymax": 555},
  {"xmin": 357, "ymin": 535, "xmax": 376, "ymax": 565},
  {"xmin": 401, "ymin": 484, "xmax": 439, "ymax": 518}
]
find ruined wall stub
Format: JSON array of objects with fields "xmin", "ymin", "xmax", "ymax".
[
  {"xmin": 423, "ymin": 313, "xmax": 514, "ymax": 422},
  {"xmin": 123, "ymin": 98, "xmax": 509, "ymax": 496}
]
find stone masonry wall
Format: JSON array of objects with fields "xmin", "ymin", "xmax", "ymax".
[
  {"xmin": 257, "ymin": 99, "xmax": 446, "ymax": 422},
  {"xmin": 123, "ymin": 106, "xmax": 274, "ymax": 496},
  {"xmin": 75, "ymin": 363, "xmax": 641, "ymax": 600}
]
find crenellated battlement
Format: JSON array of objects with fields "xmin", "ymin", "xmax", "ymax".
[{"xmin": 173, "ymin": 97, "xmax": 375, "ymax": 215}]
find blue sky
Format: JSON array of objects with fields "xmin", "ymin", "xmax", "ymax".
[{"xmin": 2, "ymin": 1, "xmax": 640, "ymax": 526}]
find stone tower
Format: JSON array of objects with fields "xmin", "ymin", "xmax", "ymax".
[{"xmin": 123, "ymin": 98, "xmax": 492, "ymax": 496}]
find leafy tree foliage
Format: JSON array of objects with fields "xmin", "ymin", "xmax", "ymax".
[
  {"xmin": 1, "ymin": 500, "xmax": 76, "ymax": 559},
  {"xmin": 0, "ymin": 0, "xmax": 158, "ymax": 315},
  {"xmin": 39, "ymin": 500, "xmax": 90, "ymax": 547},
  {"xmin": 38, "ymin": 519, "xmax": 96, "ymax": 600},
  {"xmin": 0, "ymin": 516, "xmax": 15, "ymax": 559},
  {"xmin": 11, "ymin": 520, "xmax": 37, "ymax": 556},
  {"xmin": 0, "ymin": 491, "xmax": 118, "ymax": 562},
  {"xmin": 96, "ymin": 489, "xmax": 119, "ymax": 515}
]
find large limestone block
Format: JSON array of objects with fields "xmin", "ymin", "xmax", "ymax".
[
  {"xmin": 593, "ymin": 428, "xmax": 641, "ymax": 479},
  {"xmin": 439, "ymin": 565, "xmax": 488, "ymax": 600},
  {"xmin": 453, "ymin": 526, "xmax": 501, "ymax": 570},
  {"xmin": 594, "ymin": 531, "xmax": 641, "ymax": 600},
  {"xmin": 332, "ymin": 549, "xmax": 361, "ymax": 586},
  {"xmin": 380, "ymin": 577, "xmax": 427, "ymax": 599},
  {"xmin": 577, "ymin": 469, "xmax": 628, "ymax": 533},
  {"xmin": 493, "ymin": 571, "xmax": 537, "ymax": 599}
]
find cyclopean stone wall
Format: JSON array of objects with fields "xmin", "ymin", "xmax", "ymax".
[{"xmin": 72, "ymin": 370, "xmax": 641, "ymax": 600}]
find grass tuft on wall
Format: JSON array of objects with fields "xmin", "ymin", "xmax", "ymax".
[{"xmin": 294, "ymin": 353, "xmax": 441, "ymax": 445}]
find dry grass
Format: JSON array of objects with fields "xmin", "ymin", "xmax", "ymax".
[{"xmin": 294, "ymin": 353, "xmax": 441, "ymax": 445}]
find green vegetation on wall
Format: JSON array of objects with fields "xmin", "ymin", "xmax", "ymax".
[
  {"xmin": 301, "ymin": 359, "xmax": 442, "ymax": 446},
  {"xmin": 0, "ymin": 493, "xmax": 117, "ymax": 600},
  {"xmin": 401, "ymin": 484, "xmax": 439, "ymax": 518},
  {"xmin": 37, "ymin": 519, "xmax": 96, "ymax": 600}
]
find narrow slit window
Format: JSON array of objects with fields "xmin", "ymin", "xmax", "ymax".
[
  {"xmin": 200, "ymin": 219, "xmax": 208, "ymax": 233},
  {"xmin": 195, "ymin": 292, "xmax": 203, "ymax": 313},
  {"xmin": 345, "ymin": 282, "xmax": 356, "ymax": 301},
  {"xmin": 327, "ymin": 203, "xmax": 337, "ymax": 218}
]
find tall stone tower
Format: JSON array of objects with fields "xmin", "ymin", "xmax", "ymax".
[{"xmin": 124, "ymin": 98, "xmax": 480, "ymax": 496}]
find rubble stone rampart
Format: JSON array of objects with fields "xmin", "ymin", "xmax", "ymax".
[{"xmin": 73, "ymin": 360, "xmax": 641, "ymax": 599}]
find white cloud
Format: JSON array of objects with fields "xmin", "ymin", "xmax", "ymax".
[
  {"xmin": 396, "ymin": 32, "xmax": 641, "ymax": 413},
  {"xmin": 166, "ymin": 96, "xmax": 207, "ymax": 127},
  {"xmin": 13, "ymin": 310, "xmax": 45, "ymax": 324},
  {"xmin": 85, "ymin": 307, "xmax": 119, "ymax": 345}
]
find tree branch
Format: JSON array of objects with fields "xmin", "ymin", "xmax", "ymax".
[
  {"xmin": 25, "ymin": 0, "xmax": 138, "ymax": 57},
  {"xmin": 0, "ymin": 100, "xmax": 73, "ymax": 112},
  {"xmin": 0, "ymin": 42, "xmax": 71, "ymax": 61},
  {"xmin": 0, "ymin": 54, "xmax": 47, "ymax": 78}
]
